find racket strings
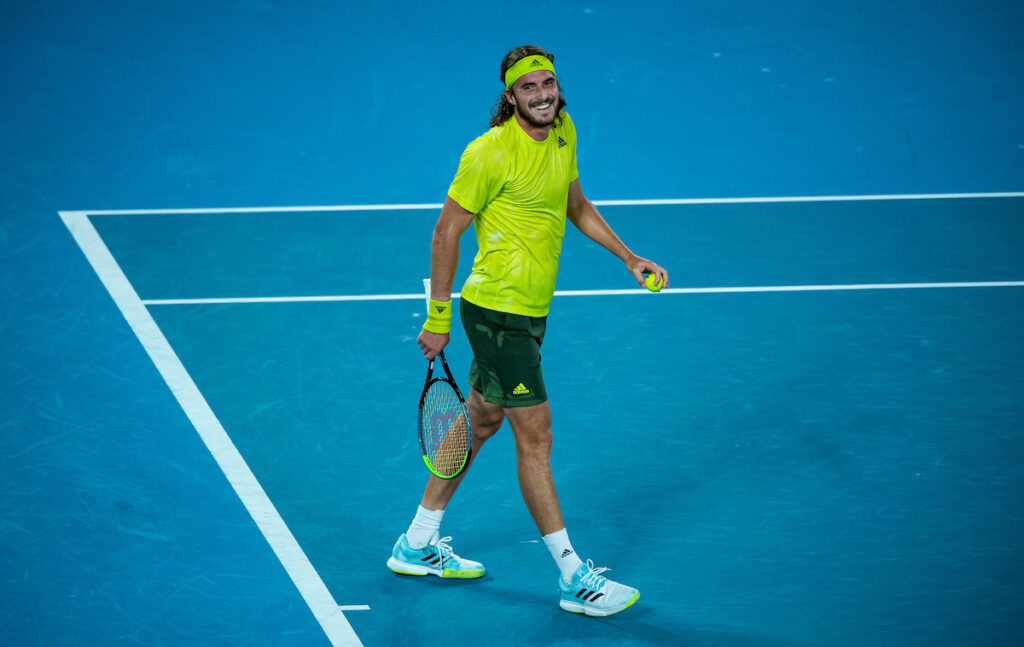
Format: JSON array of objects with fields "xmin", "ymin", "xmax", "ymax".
[{"xmin": 422, "ymin": 381, "xmax": 471, "ymax": 477}]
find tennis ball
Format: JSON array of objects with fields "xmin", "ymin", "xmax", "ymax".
[{"xmin": 644, "ymin": 272, "xmax": 663, "ymax": 292}]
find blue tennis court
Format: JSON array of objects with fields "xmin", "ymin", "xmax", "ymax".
[
  {"xmin": 3, "ymin": 2, "xmax": 1023, "ymax": 647},
  {"xmin": 53, "ymin": 195, "xmax": 1024, "ymax": 647}
]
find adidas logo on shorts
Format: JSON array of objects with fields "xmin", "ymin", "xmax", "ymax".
[{"xmin": 512, "ymin": 383, "xmax": 530, "ymax": 395}]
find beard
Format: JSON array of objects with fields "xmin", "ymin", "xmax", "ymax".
[{"xmin": 515, "ymin": 98, "xmax": 559, "ymax": 129}]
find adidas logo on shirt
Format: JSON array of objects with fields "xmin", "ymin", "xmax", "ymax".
[{"xmin": 558, "ymin": 136, "xmax": 567, "ymax": 148}]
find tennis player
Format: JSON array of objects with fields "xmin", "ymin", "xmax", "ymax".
[{"xmin": 387, "ymin": 45, "xmax": 668, "ymax": 617}]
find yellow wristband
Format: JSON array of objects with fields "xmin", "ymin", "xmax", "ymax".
[{"xmin": 423, "ymin": 298, "xmax": 452, "ymax": 334}]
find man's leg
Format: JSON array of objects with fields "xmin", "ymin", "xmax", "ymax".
[
  {"xmin": 387, "ymin": 388, "xmax": 503, "ymax": 579},
  {"xmin": 502, "ymin": 401, "xmax": 563, "ymax": 535},
  {"xmin": 504, "ymin": 401, "xmax": 641, "ymax": 616},
  {"xmin": 503, "ymin": 401, "xmax": 582, "ymax": 577},
  {"xmin": 420, "ymin": 388, "xmax": 504, "ymax": 510}
]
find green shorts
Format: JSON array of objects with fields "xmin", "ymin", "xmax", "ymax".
[{"xmin": 460, "ymin": 298, "xmax": 548, "ymax": 407}]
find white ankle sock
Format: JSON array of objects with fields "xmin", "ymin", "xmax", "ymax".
[
  {"xmin": 543, "ymin": 528, "xmax": 584, "ymax": 582},
  {"xmin": 406, "ymin": 505, "xmax": 444, "ymax": 549}
]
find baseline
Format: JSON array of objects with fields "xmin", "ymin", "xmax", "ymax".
[
  {"xmin": 139, "ymin": 281, "xmax": 1024, "ymax": 306},
  {"xmin": 62, "ymin": 191, "xmax": 1024, "ymax": 217}
]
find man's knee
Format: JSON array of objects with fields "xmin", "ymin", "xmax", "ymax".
[
  {"xmin": 515, "ymin": 427, "xmax": 553, "ymax": 457},
  {"xmin": 505, "ymin": 403, "xmax": 553, "ymax": 456},
  {"xmin": 472, "ymin": 412, "xmax": 504, "ymax": 441},
  {"xmin": 469, "ymin": 390, "xmax": 504, "ymax": 440}
]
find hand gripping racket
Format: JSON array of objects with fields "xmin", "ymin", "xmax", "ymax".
[{"xmin": 418, "ymin": 350, "xmax": 472, "ymax": 479}]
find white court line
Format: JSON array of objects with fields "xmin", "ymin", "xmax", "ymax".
[
  {"xmin": 143, "ymin": 293, "xmax": 431, "ymax": 305},
  {"xmin": 60, "ymin": 191, "xmax": 1024, "ymax": 216},
  {"xmin": 59, "ymin": 211, "xmax": 366, "ymax": 647},
  {"xmin": 140, "ymin": 281, "xmax": 1024, "ymax": 306},
  {"xmin": 591, "ymin": 192, "xmax": 1024, "ymax": 206}
]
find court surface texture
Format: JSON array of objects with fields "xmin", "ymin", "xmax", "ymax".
[{"xmin": 3, "ymin": 2, "xmax": 1023, "ymax": 647}]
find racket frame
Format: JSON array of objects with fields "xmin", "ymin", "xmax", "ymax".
[{"xmin": 417, "ymin": 350, "xmax": 473, "ymax": 479}]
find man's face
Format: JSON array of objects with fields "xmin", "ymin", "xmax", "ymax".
[{"xmin": 508, "ymin": 70, "xmax": 560, "ymax": 128}]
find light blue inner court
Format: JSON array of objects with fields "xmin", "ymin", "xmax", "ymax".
[
  {"xmin": 3, "ymin": 1, "xmax": 1023, "ymax": 646},
  {"xmin": 83, "ymin": 197, "xmax": 1024, "ymax": 647}
]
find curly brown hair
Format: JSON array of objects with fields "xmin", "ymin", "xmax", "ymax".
[{"xmin": 489, "ymin": 45, "xmax": 567, "ymax": 128}]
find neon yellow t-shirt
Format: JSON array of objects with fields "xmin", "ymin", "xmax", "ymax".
[{"xmin": 448, "ymin": 111, "xmax": 579, "ymax": 317}]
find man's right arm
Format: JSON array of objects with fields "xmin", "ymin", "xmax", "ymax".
[{"xmin": 416, "ymin": 196, "xmax": 475, "ymax": 359}]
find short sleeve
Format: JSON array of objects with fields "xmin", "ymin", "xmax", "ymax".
[{"xmin": 447, "ymin": 136, "xmax": 506, "ymax": 214}]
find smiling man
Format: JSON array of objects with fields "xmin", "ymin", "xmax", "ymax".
[{"xmin": 387, "ymin": 45, "xmax": 668, "ymax": 617}]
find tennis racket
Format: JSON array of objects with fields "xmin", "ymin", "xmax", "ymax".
[{"xmin": 418, "ymin": 350, "xmax": 472, "ymax": 479}]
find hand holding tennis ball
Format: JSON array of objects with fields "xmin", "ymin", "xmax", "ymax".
[
  {"xmin": 644, "ymin": 272, "xmax": 664, "ymax": 292},
  {"xmin": 628, "ymin": 257, "xmax": 668, "ymax": 292}
]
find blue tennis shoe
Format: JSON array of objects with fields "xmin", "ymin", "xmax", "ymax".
[
  {"xmin": 387, "ymin": 532, "xmax": 485, "ymax": 579},
  {"xmin": 559, "ymin": 560, "xmax": 640, "ymax": 616}
]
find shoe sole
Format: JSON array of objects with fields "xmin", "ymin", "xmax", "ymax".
[
  {"xmin": 387, "ymin": 557, "xmax": 484, "ymax": 579},
  {"xmin": 559, "ymin": 590, "xmax": 640, "ymax": 617}
]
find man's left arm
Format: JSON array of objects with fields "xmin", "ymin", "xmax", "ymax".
[{"xmin": 566, "ymin": 179, "xmax": 669, "ymax": 289}]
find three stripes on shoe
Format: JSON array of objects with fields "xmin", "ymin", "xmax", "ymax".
[{"xmin": 573, "ymin": 588, "xmax": 604, "ymax": 602}]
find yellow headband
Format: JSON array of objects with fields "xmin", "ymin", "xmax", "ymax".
[{"xmin": 504, "ymin": 55, "xmax": 556, "ymax": 89}]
